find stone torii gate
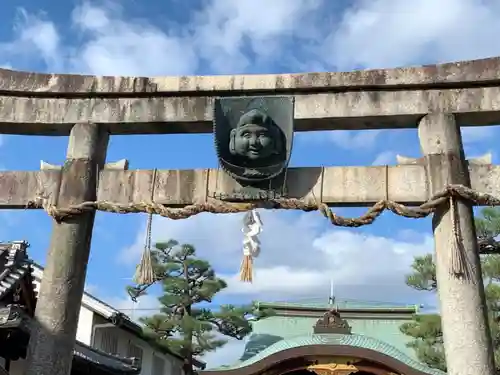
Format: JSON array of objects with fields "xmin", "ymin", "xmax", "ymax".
[{"xmin": 1, "ymin": 57, "xmax": 500, "ymax": 375}]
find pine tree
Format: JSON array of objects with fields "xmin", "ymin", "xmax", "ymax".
[
  {"xmin": 401, "ymin": 207, "xmax": 500, "ymax": 371},
  {"xmin": 127, "ymin": 240, "xmax": 272, "ymax": 375}
]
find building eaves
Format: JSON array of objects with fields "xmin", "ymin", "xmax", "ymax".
[
  {"xmin": 73, "ymin": 340, "xmax": 141, "ymax": 375},
  {"xmin": 0, "ymin": 241, "xmax": 35, "ymax": 302},
  {"xmin": 31, "ymin": 263, "xmax": 206, "ymax": 370},
  {"xmin": 0, "ymin": 305, "xmax": 140, "ymax": 375}
]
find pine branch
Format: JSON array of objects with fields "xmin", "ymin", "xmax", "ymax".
[{"xmin": 126, "ymin": 239, "xmax": 266, "ymax": 373}]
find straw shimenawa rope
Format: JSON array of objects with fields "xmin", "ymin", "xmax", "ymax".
[
  {"xmin": 29, "ymin": 185, "xmax": 499, "ymax": 223},
  {"xmin": 27, "ymin": 184, "xmax": 500, "ymax": 281}
]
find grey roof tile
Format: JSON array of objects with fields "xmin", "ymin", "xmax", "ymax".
[{"xmin": 0, "ymin": 241, "xmax": 34, "ymax": 301}]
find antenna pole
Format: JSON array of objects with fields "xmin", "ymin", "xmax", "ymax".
[{"xmin": 328, "ymin": 279, "xmax": 335, "ymax": 305}]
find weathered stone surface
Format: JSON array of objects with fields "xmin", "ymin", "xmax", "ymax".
[
  {"xmin": 1, "ymin": 57, "xmax": 500, "ymax": 134},
  {"xmin": 97, "ymin": 170, "xmax": 154, "ymax": 205},
  {"xmin": 154, "ymin": 169, "xmax": 208, "ymax": 205},
  {"xmin": 1, "ymin": 56, "xmax": 500, "ymax": 94},
  {"xmin": 0, "ymin": 165, "xmax": 499, "ymax": 208},
  {"xmin": 0, "ymin": 171, "xmax": 60, "ymax": 206},
  {"xmin": 1, "ymin": 86, "xmax": 500, "ymax": 134}
]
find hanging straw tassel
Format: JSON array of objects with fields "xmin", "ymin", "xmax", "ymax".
[
  {"xmin": 134, "ymin": 245, "xmax": 155, "ymax": 285},
  {"xmin": 133, "ymin": 169, "xmax": 157, "ymax": 285},
  {"xmin": 133, "ymin": 211, "xmax": 156, "ymax": 285},
  {"xmin": 240, "ymin": 210, "xmax": 263, "ymax": 283},
  {"xmin": 240, "ymin": 250, "xmax": 254, "ymax": 283},
  {"xmin": 448, "ymin": 195, "xmax": 472, "ymax": 281}
]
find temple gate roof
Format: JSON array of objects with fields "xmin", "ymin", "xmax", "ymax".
[{"xmin": 202, "ymin": 299, "xmax": 445, "ymax": 375}]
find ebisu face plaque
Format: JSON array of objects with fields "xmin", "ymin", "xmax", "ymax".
[{"xmin": 213, "ymin": 96, "xmax": 295, "ymax": 200}]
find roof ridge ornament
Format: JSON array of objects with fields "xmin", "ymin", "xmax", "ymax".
[{"xmin": 313, "ymin": 309, "xmax": 352, "ymax": 335}]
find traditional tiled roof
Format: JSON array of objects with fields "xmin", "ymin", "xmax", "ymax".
[
  {"xmin": 73, "ymin": 341, "xmax": 140, "ymax": 375},
  {"xmin": 0, "ymin": 305, "xmax": 30, "ymax": 329},
  {"xmin": 0, "ymin": 241, "xmax": 34, "ymax": 302},
  {"xmin": 210, "ymin": 334, "xmax": 445, "ymax": 375}
]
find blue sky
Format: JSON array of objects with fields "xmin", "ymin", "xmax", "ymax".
[{"xmin": 2, "ymin": 0, "xmax": 500, "ymax": 366}]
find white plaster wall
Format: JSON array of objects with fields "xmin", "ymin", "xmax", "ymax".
[{"xmin": 76, "ymin": 306, "xmax": 94, "ymax": 346}]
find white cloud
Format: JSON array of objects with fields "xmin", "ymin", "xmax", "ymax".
[
  {"xmin": 328, "ymin": 130, "xmax": 384, "ymax": 150},
  {"xmin": 0, "ymin": 9, "xmax": 62, "ymax": 70},
  {"xmin": 68, "ymin": 3, "xmax": 199, "ymax": 76},
  {"xmin": 0, "ymin": 1, "xmax": 322, "ymax": 76},
  {"xmin": 322, "ymin": 0, "xmax": 500, "ymax": 70},
  {"xmin": 122, "ymin": 211, "xmax": 434, "ymax": 305},
  {"xmin": 220, "ymin": 226, "xmax": 435, "ymax": 303},
  {"xmin": 6, "ymin": 0, "xmax": 500, "ymax": 75},
  {"xmin": 188, "ymin": 0, "xmax": 323, "ymax": 73},
  {"xmin": 202, "ymin": 337, "xmax": 247, "ymax": 369},
  {"xmin": 121, "ymin": 211, "xmax": 324, "ymax": 272}
]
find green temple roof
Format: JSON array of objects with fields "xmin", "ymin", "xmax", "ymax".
[
  {"xmin": 248, "ymin": 315, "xmax": 417, "ymax": 359},
  {"xmin": 212, "ymin": 334, "xmax": 445, "ymax": 375},
  {"xmin": 205, "ymin": 298, "xmax": 443, "ymax": 375}
]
